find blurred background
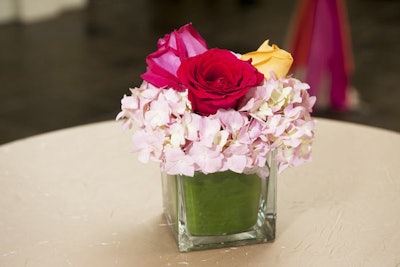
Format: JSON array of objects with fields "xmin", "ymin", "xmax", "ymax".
[{"xmin": 0, "ymin": 0, "xmax": 399, "ymax": 144}]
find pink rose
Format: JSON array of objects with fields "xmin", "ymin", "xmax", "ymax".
[
  {"xmin": 141, "ymin": 23, "xmax": 208, "ymax": 91},
  {"xmin": 177, "ymin": 48, "xmax": 264, "ymax": 115}
]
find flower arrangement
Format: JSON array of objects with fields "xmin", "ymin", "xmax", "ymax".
[{"xmin": 117, "ymin": 23, "xmax": 316, "ymax": 178}]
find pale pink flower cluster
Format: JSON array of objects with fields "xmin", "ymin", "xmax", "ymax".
[{"xmin": 117, "ymin": 76, "xmax": 316, "ymax": 178}]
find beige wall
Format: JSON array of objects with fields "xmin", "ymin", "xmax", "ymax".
[{"xmin": 0, "ymin": 0, "xmax": 87, "ymax": 24}]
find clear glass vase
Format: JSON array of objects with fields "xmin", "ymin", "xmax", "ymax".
[{"xmin": 161, "ymin": 151, "xmax": 277, "ymax": 252}]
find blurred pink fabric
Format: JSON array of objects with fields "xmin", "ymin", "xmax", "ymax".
[{"xmin": 288, "ymin": 0, "xmax": 354, "ymax": 111}]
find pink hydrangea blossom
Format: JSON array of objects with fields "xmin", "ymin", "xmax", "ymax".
[
  {"xmin": 162, "ymin": 147, "xmax": 194, "ymax": 177},
  {"xmin": 189, "ymin": 142, "xmax": 224, "ymax": 174},
  {"xmin": 118, "ymin": 64, "xmax": 316, "ymax": 179}
]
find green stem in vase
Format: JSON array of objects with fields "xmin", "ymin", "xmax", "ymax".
[{"xmin": 181, "ymin": 171, "xmax": 261, "ymax": 236}]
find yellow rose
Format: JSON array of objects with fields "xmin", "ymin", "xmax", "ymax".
[{"xmin": 241, "ymin": 40, "xmax": 293, "ymax": 79}]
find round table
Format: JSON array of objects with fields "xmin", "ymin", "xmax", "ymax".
[{"xmin": 1, "ymin": 118, "xmax": 399, "ymax": 266}]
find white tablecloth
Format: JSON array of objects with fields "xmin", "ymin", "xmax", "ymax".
[{"xmin": 1, "ymin": 118, "xmax": 399, "ymax": 266}]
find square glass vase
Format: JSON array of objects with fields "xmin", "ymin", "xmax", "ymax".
[{"xmin": 161, "ymin": 152, "xmax": 277, "ymax": 252}]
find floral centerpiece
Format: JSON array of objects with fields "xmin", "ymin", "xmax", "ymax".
[{"xmin": 117, "ymin": 23, "xmax": 316, "ymax": 252}]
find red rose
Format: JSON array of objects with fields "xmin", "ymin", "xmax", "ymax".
[
  {"xmin": 177, "ymin": 48, "xmax": 264, "ymax": 115},
  {"xmin": 141, "ymin": 23, "xmax": 208, "ymax": 91}
]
